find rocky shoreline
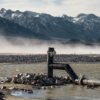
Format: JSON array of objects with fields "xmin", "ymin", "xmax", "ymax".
[
  {"xmin": 0, "ymin": 73, "xmax": 100, "ymax": 99},
  {"xmin": 0, "ymin": 92, "xmax": 4, "ymax": 100},
  {"xmin": 0, "ymin": 73, "xmax": 72, "ymax": 100},
  {"xmin": 1, "ymin": 73, "xmax": 71, "ymax": 86}
]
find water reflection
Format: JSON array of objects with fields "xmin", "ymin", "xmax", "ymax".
[
  {"xmin": 11, "ymin": 84, "xmax": 100, "ymax": 100},
  {"xmin": 11, "ymin": 89, "xmax": 47, "ymax": 99}
]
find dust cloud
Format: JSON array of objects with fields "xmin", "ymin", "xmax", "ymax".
[{"xmin": 0, "ymin": 36, "xmax": 100, "ymax": 54}]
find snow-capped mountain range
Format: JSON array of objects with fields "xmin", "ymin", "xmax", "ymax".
[{"xmin": 0, "ymin": 8, "xmax": 100, "ymax": 43}]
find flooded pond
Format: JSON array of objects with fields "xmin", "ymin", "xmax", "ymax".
[{"xmin": 0, "ymin": 63, "xmax": 100, "ymax": 100}]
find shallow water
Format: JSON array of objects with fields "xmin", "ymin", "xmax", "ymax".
[
  {"xmin": 0, "ymin": 63, "xmax": 100, "ymax": 100},
  {"xmin": 11, "ymin": 85, "xmax": 100, "ymax": 100}
]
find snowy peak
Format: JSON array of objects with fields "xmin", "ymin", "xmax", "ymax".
[
  {"xmin": 0, "ymin": 8, "xmax": 41, "ymax": 19},
  {"xmin": 72, "ymin": 13, "xmax": 100, "ymax": 23},
  {"xmin": 77, "ymin": 13, "xmax": 87, "ymax": 18},
  {"xmin": 86, "ymin": 14, "xmax": 98, "ymax": 19},
  {"xmin": 0, "ymin": 8, "xmax": 6, "ymax": 17},
  {"xmin": 22, "ymin": 11, "xmax": 40, "ymax": 18},
  {"xmin": 1, "ymin": 8, "xmax": 100, "ymax": 24},
  {"xmin": 1, "ymin": 8, "xmax": 100, "ymax": 42},
  {"xmin": 72, "ymin": 14, "xmax": 87, "ymax": 23},
  {"xmin": 0, "ymin": 8, "xmax": 6, "ymax": 13},
  {"xmin": 62, "ymin": 14, "xmax": 73, "ymax": 22},
  {"xmin": 0, "ymin": 8, "xmax": 21, "ymax": 19}
]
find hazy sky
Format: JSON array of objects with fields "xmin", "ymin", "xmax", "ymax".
[{"xmin": 0, "ymin": 0, "xmax": 100, "ymax": 16}]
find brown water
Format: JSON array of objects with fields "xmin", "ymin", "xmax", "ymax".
[{"xmin": 0, "ymin": 63, "xmax": 100, "ymax": 100}]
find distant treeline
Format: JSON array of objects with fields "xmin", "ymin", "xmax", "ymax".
[{"xmin": 0, "ymin": 54, "xmax": 100, "ymax": 63}]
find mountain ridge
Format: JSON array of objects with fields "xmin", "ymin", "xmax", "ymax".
[{"xmin": 0, "ymin": 8, "xmax": 100, "ymax": 44}]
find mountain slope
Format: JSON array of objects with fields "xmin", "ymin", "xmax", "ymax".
[
  {"xmin": 0, "ymin": 8, "xmax": 100, "ymax": 43},
  {"xmin": 0, "ymin": 16, "xmax": 49, "ymax": 39}
]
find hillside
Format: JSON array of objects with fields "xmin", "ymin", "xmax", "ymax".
[{"xmin": 0, "ymin": 8, "xmax": 100, "ymax": 43}]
